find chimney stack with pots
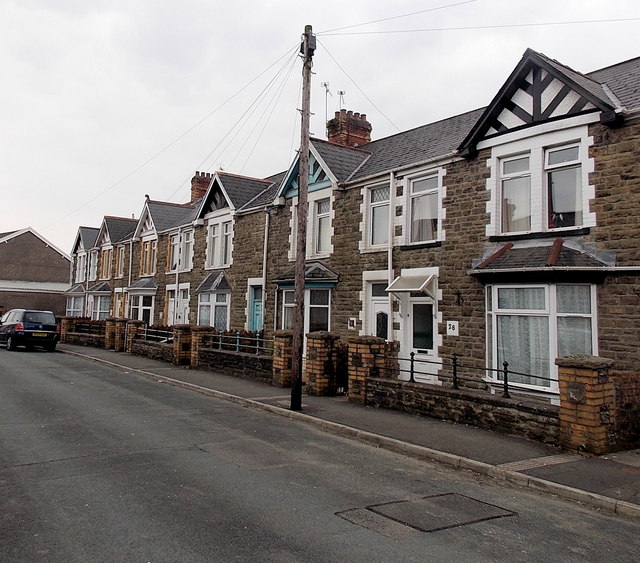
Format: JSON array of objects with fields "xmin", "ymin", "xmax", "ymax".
[
  {"xmin": 190, "ymin": 171, "xmax": 212, "ymax": 202},
  {"xmin": 326, "ymin": 109, "xmax": 372, "ymax": 147}
]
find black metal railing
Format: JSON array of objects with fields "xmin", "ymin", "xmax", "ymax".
[
  {"xmin": 380, "ymin": 352, "xmax": 556, "ymax": 398},
  {"xmin": 202, "ymin": 331, "xmax": 274, "ymax": 356},
  {"xmin": 136, "ymin": 326, "xmax": 174, "ymax": 343}
]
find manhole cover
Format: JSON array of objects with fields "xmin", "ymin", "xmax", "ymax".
[{"xmin": 338, "ymin": 493, "xmax": 515, "ymax": 534}]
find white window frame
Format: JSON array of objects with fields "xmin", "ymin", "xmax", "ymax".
[
  {"xmin": 288, "ymin": 189, "xmax": 334, "ymax": 261},
  {"xmin": 168, "ymin": 230, "xmax": 194, "ymax": 273},
  {"xmin": 88, "ymin": 250, "xmax": 99, "ymax": 281},
  {"xmin": 115, "ymin": 246, "xmax": 125, "ymax": 278},
  {"xmin": 198, "ymin": 292, "xmax": 230, "ymax": 331},
  {"xmin": 92, "ymin": 295, "xmax": 111, "ymax": 321},
  {"xmin": 280, "ymin": 288, "xmax": 331, "ymax": 333},
  {"xmin": 140, "ymin": 237, "xmax": 157, "ymax": 276},
  {"xmin": 129, "ymin": 294, "xmax": 155, "ymax": 325},
  {"xmin": 488, "ymin": 125, "xmax": 595, "ymax": 236},
  {"xmin": 206, "ymin": 213, "xmax": 233, "ymax": 269},
  {"xmin": 99, "ymin": 247, "xmax": 113, "ymax": 280},
  {"xmin": 486, "ymin": 283, "xmax": 597, "ymax": 393},
  {"xmin": 66, "ymin": 295, "xmax": 84, "ymax": 317},
  {"xmin": 75, "ymin": 253, "xmax": 87, "ymax": 283},
  {"xmin": 406, "ymin": 170, "xmax": 443, "ymax": 245},
  {"xmin": 365, "ymin": 184, "xmax": 390, "ymax": 250}
]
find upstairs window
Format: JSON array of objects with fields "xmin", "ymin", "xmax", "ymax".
[
  {"xmin": 75, "ymin": 254, "xmax": 87, "ymax": 283},
  {"xmin": 314, "ymin": 198, "xmax": 331, "ymax": 254},
  {"xmin": 88, "ymin": 251, "xmax": 99, "ymax": 281},
  {"xmin": 168, "ymin": 230, "xmax": 194, "ymax": 272},
  {"xmin": 368, "ymin": 185, "xmax": 389, "ymax": 247},
  {"xmin": 546, "ymin": 145, "xmax": 582, "ymax": 229},
  {"xmin": 409, "ymin": 173, "xmax": 440, "ymax": 243},
  {"xmin": 140, "ymin": 240, "xmax": 157, "ymax": 276},
  {"xmin": 500, "ymin": 155, "xmax": 531, "ymax": 233},
  {"xmin": 115, "ymin": 246, "xmax": 125, "ymax": 278},
  {"xmin": 495, "ymin": 134, "xmax": 589, "ymax": 236},
  {"xmin": 99, "ymin": 248, "xmax": 113, "ymax": 280},
  {"xmin": 207, "ymin": 219, "xmax": 232, "ymax": 268}
]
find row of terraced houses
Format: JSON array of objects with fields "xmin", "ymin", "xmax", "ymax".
[{"xmin": 66, "ymin": 48, "xmax": 640, "ymax": 400}]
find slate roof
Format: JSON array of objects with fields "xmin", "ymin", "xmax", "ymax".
[
  {"xmin": 350, "ymin": 109, "xmax": 486, "ymax": 182},
  {"xmin": 535, "ymin": 50, "xmax": 615, "ymax": 109},
  {"xmin": 217, "ymin": 172, "xmax": 274, "ymax": 210},
  {"xmin": 65, "ymin": 283, "xmax": 85, "ymax": 294},
  {"xmin": 79, "ymin": 226, "xmax": 99, "ymax": 249},
  {"xmin": 104, "ymin": 216, "xmax": 137, "ymax": 244},
  {"xmin": 147, "ymin": 200, "xmax": 195, "ymax": 233},
  {"xmin": 0, "ymin": 230, "xmax": 17, "ymax": 239},
  {"xmin": 273, "ymin": 262, "xmax": 339, "ymax": 285},
  {"xmin": 471, "ymin": 239, "xmax": 613, "ymax": 274},
  {"xmin": 587, "ymin": 56, "xmax": 640, "ymax": 110},
  {"xmin": 196, "ymin": 271, "xmax": 231, "ymax": 293},
  {"xmin": 128, "ymin": 277, "xmax": 158, "ymax": 290},
  {"xmin": 87, "ymin": 281, "xmax": 112, "ymax": 293},
  {"xmin": 312, "ymin": 139, "xmax": 370, "ymax": 182}
]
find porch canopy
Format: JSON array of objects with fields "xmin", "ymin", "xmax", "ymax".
[{"xmin": 386, "ymin": 274, "xmax": 436, "ymax": 298}]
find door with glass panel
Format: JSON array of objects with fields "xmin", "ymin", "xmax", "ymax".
[{"xmin": 368, "ymin": 283, "xmax": 390, "ymax": 340}]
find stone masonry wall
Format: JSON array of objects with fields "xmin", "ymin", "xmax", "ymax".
[
  {"xmin": 587, "ymin": 120, "xmax": 640, "ymax": 371},
  {"xmin": 366, "ymin": 377, "xmax": 560, "ymax": 444},
  {"xmin": 228, "ymin": 211, "xmax": 267, "ymax": 331}
]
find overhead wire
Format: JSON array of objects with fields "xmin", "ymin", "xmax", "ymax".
[
  {"xmin": 238, "ymin": 52, "xmax": 299, "ymax": 174},
  {"xmin": 317, "ymin": 0, "xmax": 479, "ymax": 34},
  {"xmin": 45, "ymin": 42, "xmax": 300, "ymax": 227},
  {"xmin": 161, "ymin": 46, "xmax": 299, "ymax": 200},
  {"xmin": 320, "ymin": 17, "xmax": 640, "ymax": 36},
  {"xmin": 317, "ymin": 38, "xmax": 402, "ymax": 133}
]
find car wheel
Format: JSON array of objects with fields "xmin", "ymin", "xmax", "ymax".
[
  {"xmin": 46, "ymin": 343, "xmax": 57, "ymax": 353},
  {"xmin": 6, "ymin": 335, "xmax": 16, "ymax": 351}
]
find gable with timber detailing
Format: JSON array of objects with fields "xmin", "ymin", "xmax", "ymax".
[
  {"xmin": 458, "ymin": 49, "xmax": 617, "ymax": 156},
  {"xmin": 487, "ymin": 66, "xmax": 597, "ymax": 135}
]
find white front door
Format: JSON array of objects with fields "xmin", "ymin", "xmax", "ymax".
[{"xmin": 399, "ymin": 296, "xmax": 438, "ymax": 383}]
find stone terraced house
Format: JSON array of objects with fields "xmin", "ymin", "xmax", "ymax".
[{"xmin": 67, "ymin": 48, "xmax": 640, "ymax": 399}]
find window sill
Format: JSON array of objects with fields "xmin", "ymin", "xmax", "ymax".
[
  {"xmin": 489, "ymin": 227, "xmax": 590, "ymax": 242},
  {"xmin": 399, "ymin": 241, "xmax": 442, "ymax": 251}
]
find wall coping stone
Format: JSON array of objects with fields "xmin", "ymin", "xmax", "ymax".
[{"xmin": 555, "ymin": 355, "xmax": 615, "ymax": 370}]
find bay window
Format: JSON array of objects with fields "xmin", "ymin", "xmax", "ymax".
[
  {"xmin": 198, "ymin": 292, "xmax": 229, "ymax": 330},
  {"xmin": 487, "ymin": 284, "xmax": 595, "ymax": 391},
  {"xmin": 315, "ymin": 198, "xmax": 331, "ymax": 254}
]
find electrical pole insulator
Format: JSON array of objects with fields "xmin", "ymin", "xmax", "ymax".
[{"xmin": 291, "ymin": 25, "xmax": 314, "ymax": 412}]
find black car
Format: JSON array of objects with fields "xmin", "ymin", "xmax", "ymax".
[{"xmin": 0, "ymin": 309, "xmax": 59, "ymax": 351}]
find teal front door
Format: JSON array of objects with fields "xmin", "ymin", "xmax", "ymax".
[{"xmin": 250, "ymin": 286, "xmax": 263, "ymax": 331}]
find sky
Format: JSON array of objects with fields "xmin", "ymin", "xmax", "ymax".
[{"xmin": 2, "ymin": 0, "xmax": 639, "ymax": 255}]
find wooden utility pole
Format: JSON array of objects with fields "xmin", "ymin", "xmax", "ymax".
[{"xmin": 290, "ymin": 25, "xmax": 315, "ymax": 411}]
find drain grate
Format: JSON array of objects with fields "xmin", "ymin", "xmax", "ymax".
[{"xmin": 338, "ymin": 493, "xmax": 516, "ymax": 534}]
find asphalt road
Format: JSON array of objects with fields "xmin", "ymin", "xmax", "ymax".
[{"xmin": 1, "ymin": 349, "xmax": 639, "ymax": 562}]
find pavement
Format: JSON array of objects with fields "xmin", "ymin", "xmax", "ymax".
[{"xmin": 58, "ymin": 343, "xmax": 640, "ymax": 522}]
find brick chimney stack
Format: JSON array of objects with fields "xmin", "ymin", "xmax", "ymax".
[
  {"xmin": 190, "ymin": 171, "xmax": 212, "ymax": 202},
  {"xmin": 326, "ymin": 109, "xmax": 372, "ymax": 147}
]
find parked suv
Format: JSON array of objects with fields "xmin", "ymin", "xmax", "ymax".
[{"xmin": 0, "ymin": 309, "xmax": 59, "ymax": 351}]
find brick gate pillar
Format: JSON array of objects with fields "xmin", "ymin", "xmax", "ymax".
[
  {"xmin": 273, "ymin": 331, "xmax": 293, "ymax": 387},
  {"xmin": 172, "ymin": 325, "xmax": 192, "ymax": 365},
  {"xmin": 191, "ymin": 326, "xmax": 215, "ymax": 368},
  {"xmin": 556, "ymin": 355, "xmax": 616, "ymax": 455},
  {"xmin": 60, "ymin": 317, "xmax": 76, "ymax": 343},
  {"xmin": 347, "ymin": 336, "xmax": 389, "ymax": 405},
  {"xmin": 105, "ymin": 318, "xmax": 116, "ymax": 349},
  {"xmin": 114, "ymin": 318, "xmax": 128, "ymax": 352},
  {"xmin": 305, "ymin": 332, "xmax": 341, "ymax": 396},
  {"xmin": 125, "ymin": 320, "xmax": 144, "ymax": 353}
]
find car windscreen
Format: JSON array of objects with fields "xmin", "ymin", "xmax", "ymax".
[{"xmin": 24, "ymin": 312, "xmax": 56, "ymax": 324}]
